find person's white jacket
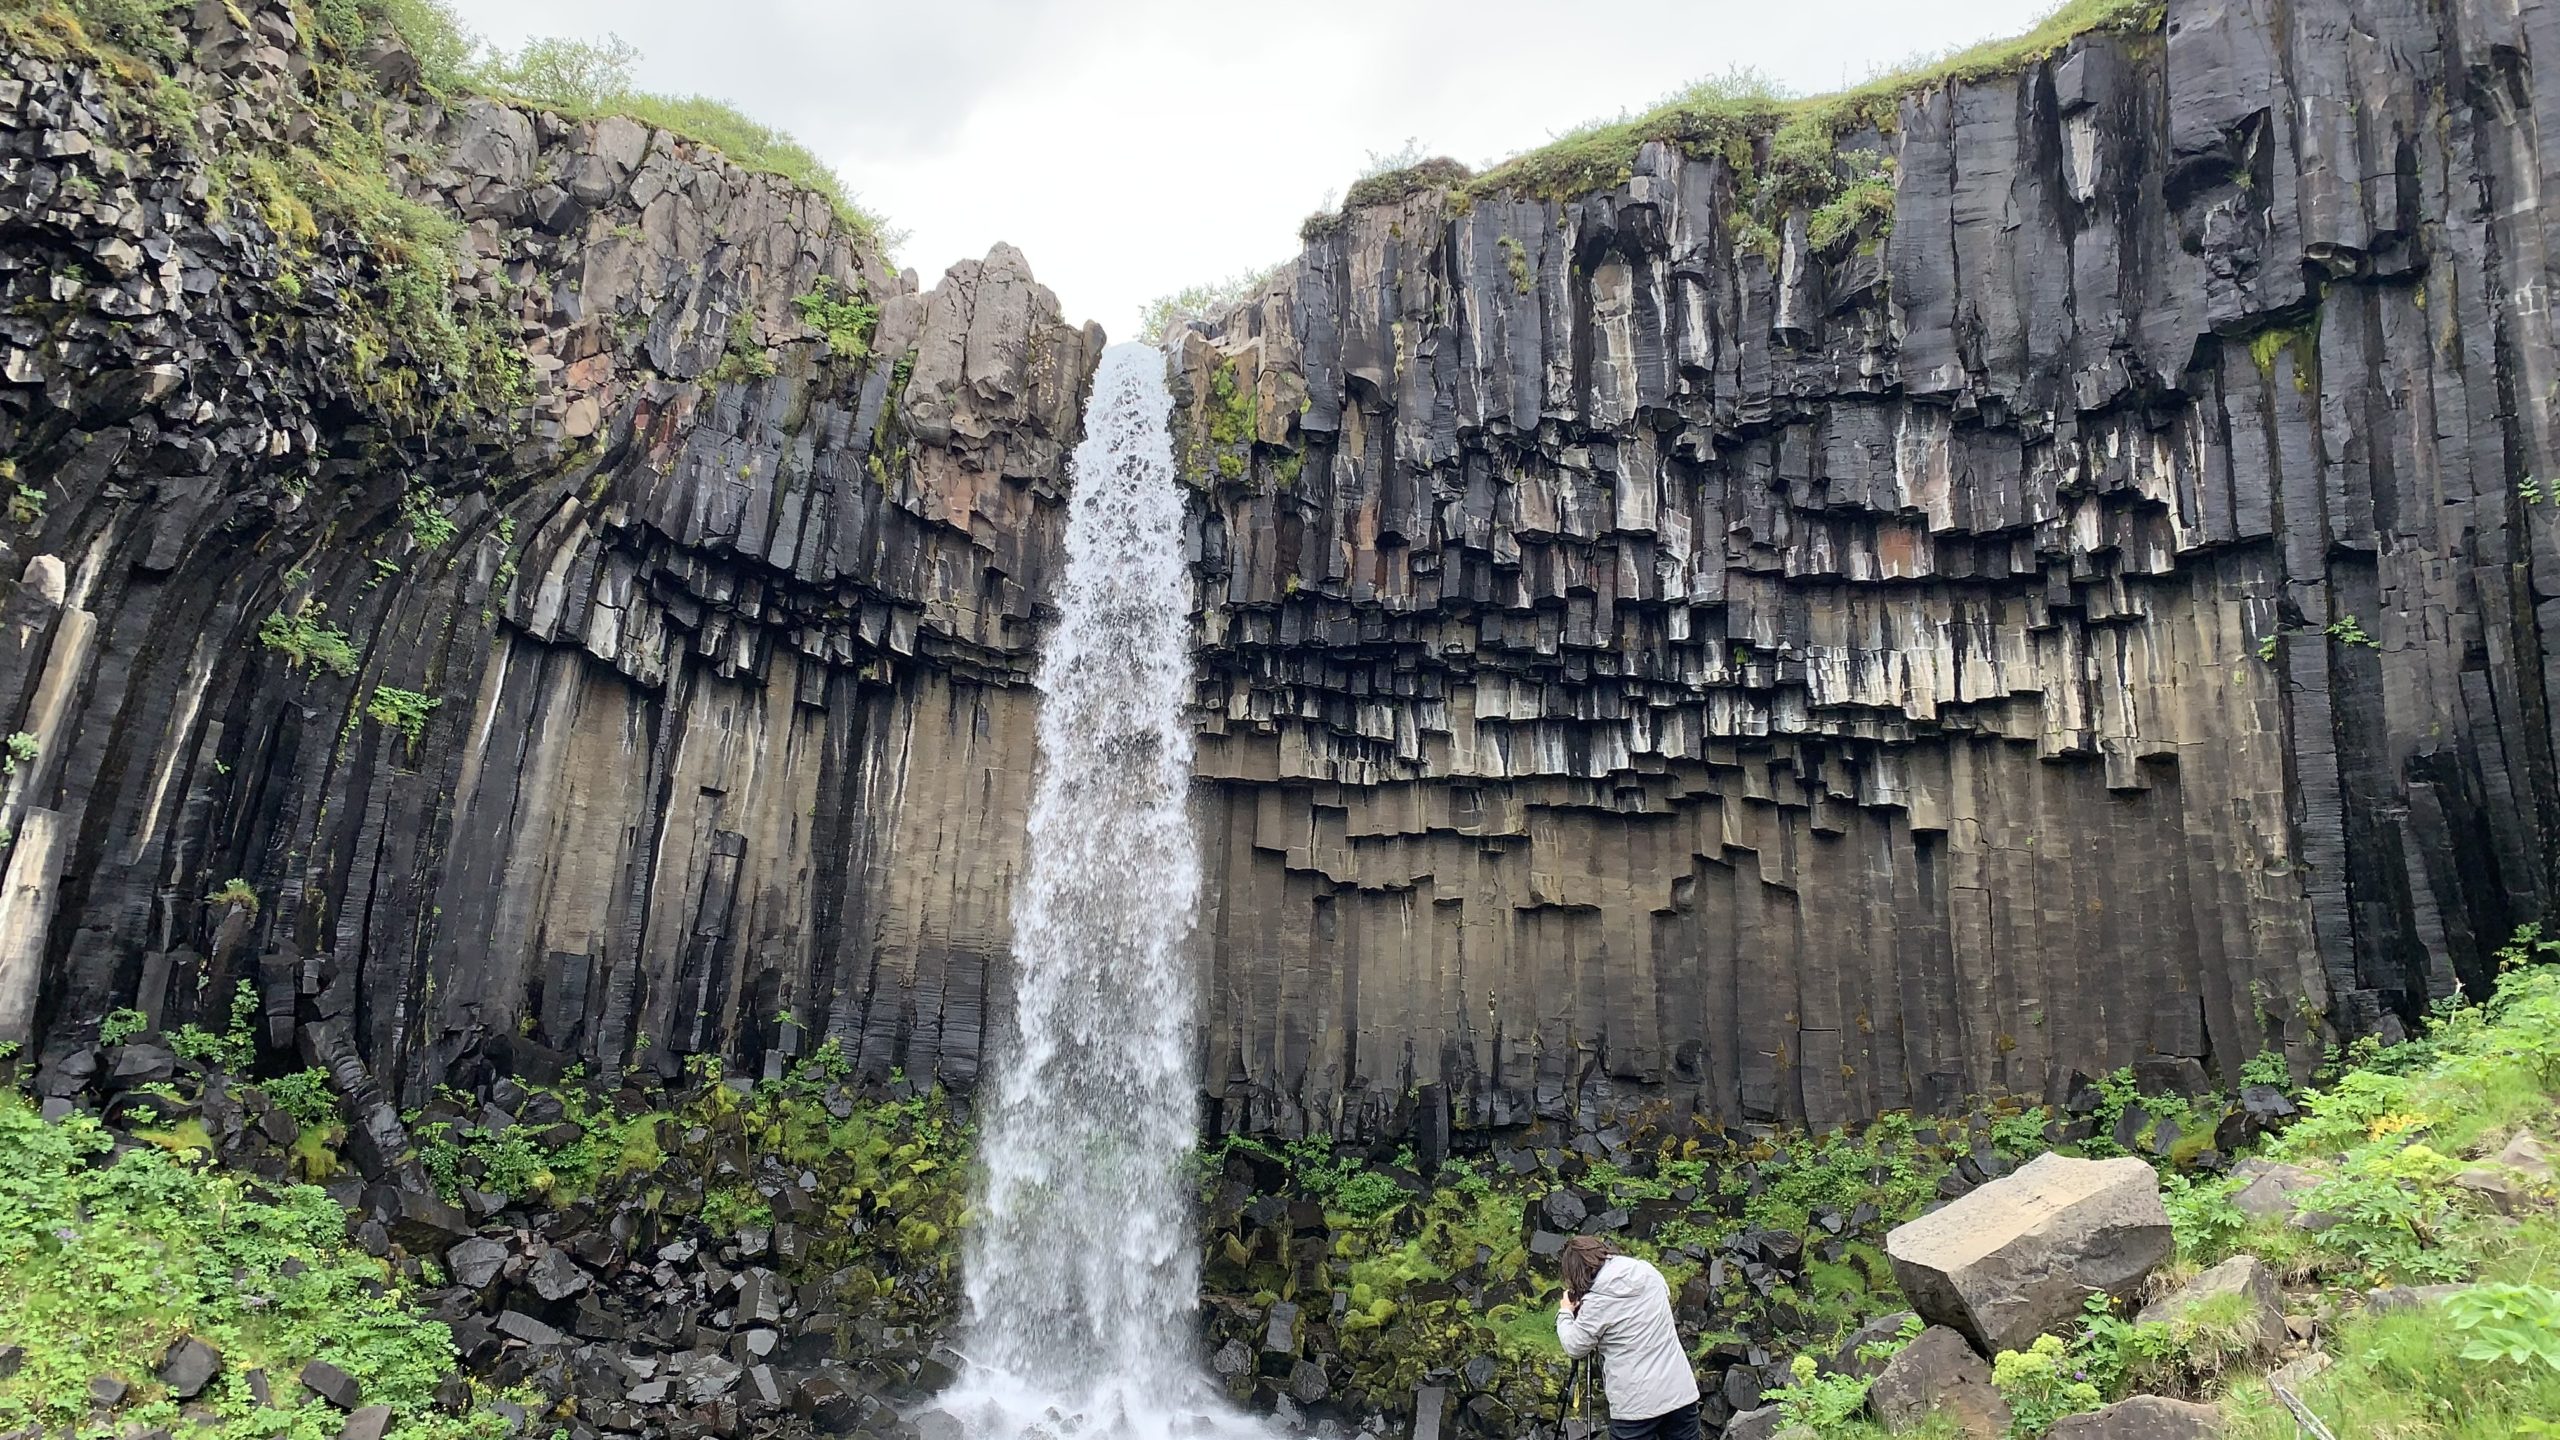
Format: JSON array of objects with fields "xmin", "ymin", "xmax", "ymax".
[{"xmin": 1556, "ymin": 1254, "xmax": 1701, "ymax": 1421}]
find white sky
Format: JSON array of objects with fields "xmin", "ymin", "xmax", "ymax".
[{"xmin": 442, "ymin": 0, "xmax": 2060, "ymax": 337}]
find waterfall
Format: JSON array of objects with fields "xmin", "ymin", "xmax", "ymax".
[{"xmin": 943, "ymin": 344, "xmax": 1260, "ymax": 1440}]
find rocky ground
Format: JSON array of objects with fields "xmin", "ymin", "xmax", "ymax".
[{"xmin": 12, "ymin": 947, "xmax": 2552, "ymax": 1440}]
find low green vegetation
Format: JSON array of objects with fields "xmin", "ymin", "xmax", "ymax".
[
  {"xmin": 0, "ymin": 1096, "xmax": 509, "ymax": 1438},
  {"xmin": 257, "ymin": 604, "xmax": 361, "ymax": 677},
  {"xmin": 453, "ymin": 30, "xmax": 897, "ymax": 250},
  {"xmin": 364, "ymin": 684, "xmax": 439, "ymax": 745},
  {"xmin": 407, "ymin": 1041, "xmax": 970, "ymax": 1307},
  {"xmin": 1962, "ymin": 938, "xmax": 2560, "ymax": 1438},
  {"xmin": 1290, "ymin": 1, "xmax": 2162, "ymax": 275},
  {"xmin": 791, "ymin": 278, "xmax": 881, "ymax": 363},
  {"xmin": 1140, "ymin": 263, "xmax": 1286, "ymax": 345}
]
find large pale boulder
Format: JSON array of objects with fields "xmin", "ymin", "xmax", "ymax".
[
  {"xmin": 1887, "ymin": 1152, "xmax": 2173, "ymax": 1355},
  {"xmin": 2046, "ymin": 1396, "xmax": 2222, "ymax": 1438}
]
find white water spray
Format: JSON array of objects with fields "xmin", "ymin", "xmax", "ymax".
[{"xmin": 942, "ymin": 344, "xmax": 1265, "ymax": 1440}]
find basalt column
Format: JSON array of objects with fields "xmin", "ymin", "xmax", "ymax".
[{"xmin": 1169, "ymin": 0, "xmax": 2560, "ymax": 1143}]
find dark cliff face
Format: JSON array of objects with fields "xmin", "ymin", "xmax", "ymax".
[
  {"xmin": 0, "ymin": 0, "xmax": 1101, "ymax": 1107},
  {"xmin": 5, "ymin": 0, "xmax": 2555, "ymax": 1147},
  {"xmin": 1170, "ymin": 0, "xmax": 2560, "ymax": 1140}
]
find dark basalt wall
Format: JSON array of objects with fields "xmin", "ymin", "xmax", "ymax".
[
  {"xmin": 1166, "ymin": 0, "xmax": 2560, "ymax": 1140},
  {"xmin": 0, "ymin": 0, "xmax": 1100, "ymax": 1109},
  {"xmin": 4, "ymin": 0, "xmax": 2555, "ymax": 1148}
]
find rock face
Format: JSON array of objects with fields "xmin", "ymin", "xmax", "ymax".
[
  {"xmin": 1169, "ymin": 0, "xmax": 2560, "ymax": 1142},
  {"xmin": 2, "ymin": 0, "xmax": 2558, "ymax": 1155},
  {"xmin": 1886, "ymin": 1153, "xmax": 2171, "ymax": 1354},
  {"xmin": 0, "ymin": 0, "xmax": 1097, "ymax": 1105}
]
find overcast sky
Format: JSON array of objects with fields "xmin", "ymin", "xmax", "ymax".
[{"xmin": 444, "ymin": 0, "xmax": 2059, "ymax": 336}]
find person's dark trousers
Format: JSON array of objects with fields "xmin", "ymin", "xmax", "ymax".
[{"xmin": 1608, "ymin": 1401, "xmax": 1701, "ymax": 1440}]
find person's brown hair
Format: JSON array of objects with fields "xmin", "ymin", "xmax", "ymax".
[{"xmin": 1561, "ymin": 1235, "xmax": 1618, "ymax": 1302}]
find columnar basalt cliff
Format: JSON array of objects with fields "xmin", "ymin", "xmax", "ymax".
[
  {"xmin": 4, "ymin": 0, "xmax": 2556, "ymax": 1156},
  {"xmin": 1170, "ymin": 0, "xmax": 2559, "ymax": 1140},
  {"xmin": 0, "ymin": 0, "xmax": 1100, "ymax": 1112}
]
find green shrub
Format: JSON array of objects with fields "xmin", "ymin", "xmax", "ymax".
[
  {"xmin": 365, "ymin": 685, "xmax": 439, "ymax": 745},
  {"xmin": 1991, "ymin": 1334, "xmax": 2103, "ymax": 1435},
  {"xmin": 258, "ymin": 606, "xmax": 361, "ymax": 677},
  {"xmin": 791, "ymin": 279, "xmax": 880, "ymax": 363}
]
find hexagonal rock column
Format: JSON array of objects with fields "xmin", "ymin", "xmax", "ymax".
[{"xmin": 1886, "ymin": 1152, "xmax": 2173, "ymax": 1355}]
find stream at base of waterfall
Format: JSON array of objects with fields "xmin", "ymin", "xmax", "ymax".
[{"xmin": 931, "ymin": 344, "xmax": 1274, "ymax": 1440}]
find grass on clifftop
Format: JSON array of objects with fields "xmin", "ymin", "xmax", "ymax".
[
  {"xmin": 1469, "ymin": 0, "xmax": 2164, "ymax": 202},
  {"xmin": 382, "ymin": 11, "xmax": 899, "ymax": 253}
]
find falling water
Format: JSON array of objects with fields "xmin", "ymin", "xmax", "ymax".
[{"xmin": 942, "ymin": 344, "xmax": 1262, "ymax": 1440}]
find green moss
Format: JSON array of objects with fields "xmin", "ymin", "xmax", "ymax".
[
  {"xmin": 2245, "ymin": 310, "xmax": 2322, "ymax": 393},
  {"xmin": 1343, "ymin": 155, "xmax": 1472, "ymax": 211},
  {"xmin": 1497, "ymin": 234, "xmax": 1533, "ymax": 293}
]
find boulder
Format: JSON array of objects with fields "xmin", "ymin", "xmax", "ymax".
[
  {"xmin": 2226, "ymin": 1160, "xmax": 2324, "ymax": 1221},
  {"xmin": 1866, "ymin": 1326, "xmax": 2011, "ymax": 1439},
  {"xmin": 1723, "ymin": 1406, "xmax": 1786, "ymax": 1440},
  {"xmin": 157, "ymin": 1337, "xmax": 222, "ymax": 1399},
  {"xmin": 2136, "ymin": 1256, "xmax": 2286, "ymax": 1364},
  {"xmin": 2046, "ymin": 1397, "xmax": 2222, "ymax": 1438},
  {"xmin": 338, "ymin": 1405, "xmax": 393, "ymax": 1440},
  {"xmin": 2365, "ymin": 1283, "xmax": 2468, "ymax": 1314},
  {"xmin": 2498, "ymin": 1131, "xmax": 2551, "ymax": 1182},
  {"xmin": 299, "ymin": 1359, "xmax": 362, "ymax": 1410},
  {"xmin": 445, "ymin": 1237, "xmax": 507, "ymax": 1290},
  {"xmin": 1886, "ymin": 1153, "xmax": 2173, "ymax": 1355}
]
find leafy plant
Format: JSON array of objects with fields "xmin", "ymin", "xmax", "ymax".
[
  {"xmin": 2445, "ymin": 1284, "xmax": 2560, "ymax": 1375},
  {"xmin": 791, "ymin": 279, "xmax": 880, "ymax": 363},
  {"xmin": 365, "ymin": 685, "xmax": 439, "ymax": 746},
  {"xmin": 2326, "ymin": 614, "xmax": 2377, "ymax": 648},
  {"xmin": 168, "ymin": 981, "xmax": 260, "ymax": 1071},
  {"xmin": 0, "ymin": 732, "xmax": 34, "ymax": 777},
  {"xmin": 402, "ymin": 483, "xmax": 458, "ymax": 549},
  {"xmin": 99, "ymin": 1008, "xmax": 148, "ymax": 1044},
  {"xmin": 258, "ymin": 605, "xmax": 361, "ymax": 677},
  {"xmin": 1991, "ymin": 1333, "xmax": 2103, "ymax": 1435},
  {"xmin": 0, "ymin": 1097, "xmax": 506, "ymax": 1437},
  {"xmin": 205, "ymin": 877, "xmax": 258, "ymax": 912},
  {"xmin": 1763, "ymin": 1351, "xmax": 1873, "ymax": 1429}
]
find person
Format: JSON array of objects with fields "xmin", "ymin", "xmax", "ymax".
[{"xmin": 1556, "ymin": 1235, "xmax": 1701, "ymax": 1440}]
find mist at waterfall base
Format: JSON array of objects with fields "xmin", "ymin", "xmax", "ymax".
[{"xmin": 935, "ymin": 345, "xmax": 1271, "ymax": 1440}]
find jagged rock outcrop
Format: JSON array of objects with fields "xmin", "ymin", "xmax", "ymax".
[
  {"xmin": 1171, "ymin": 0, "xmax": 2560, "ymax": 1139},
  {"xmin": 0, "ymin": 0, "xmax": 1099, "ymax": 1106}
]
